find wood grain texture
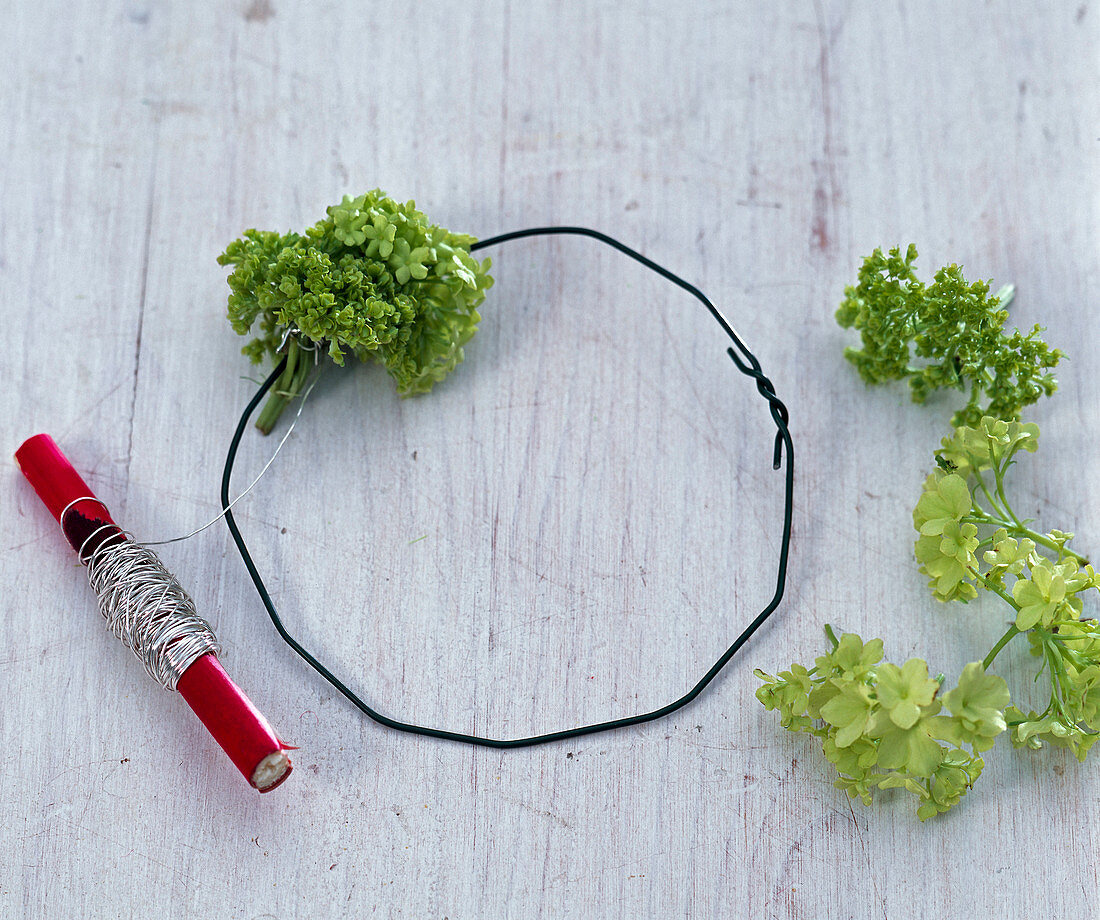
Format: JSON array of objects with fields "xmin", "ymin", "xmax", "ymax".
[{"xmin": 2, "ymin": 1, "xmax": 1098, "ymax": 916}]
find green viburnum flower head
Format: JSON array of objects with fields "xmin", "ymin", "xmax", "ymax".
[
  {"xmin": 219, "ymin": 189, "xmax": 494, "ymax": 433},
  {"xmin": 915, "ymin": 524, "xmax": 980, "ymax": 602},
  {"xmin": 937, "ymin": 416, "xmax": 1040, "ymax": 477},
  {"xmin": 1012, "ymin": 558, "xmax": 1089, "ymax": 630},
  {"xmin": 868, "ymin": 702, "xmax": 945, "ymax": 777},
  {"xmin": 983, "ymin": 529, "xmax": 1037, "ymax": 587},
  {"xmin": 820, "ymin": 681, "xmax": 876, "ymax": 748},
  {"xmin": 913, "ymin": 473, "xmax": 972, "ymax": 536},
  {"xmin": 941, "ymin": 662, "xmax": 1010, "ymax": 748},
  {"xmin": 916, "ymin": 749, "xmax": 984, "ymax": 821},
  {"xmin": 755, "ymin": 629, "xmax": 1019, "ymax": 818},
  {"xmin": 815, "ymin": 631, "xmax": 884, "ymax": 681},
  {"xmin": 876, "ymin": 659, "xmax": 940, "ymax": 729}
]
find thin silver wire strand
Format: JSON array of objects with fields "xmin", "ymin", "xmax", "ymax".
[
  {"xmin": 140, "ymin": 367, "xmax": 323, "ymax": 546},
  {"xmin": 58, "ymin": 496, "xmax": 111, "ymax": 529}
]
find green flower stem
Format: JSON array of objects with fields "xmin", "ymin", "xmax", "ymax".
[
  {"xmin": 971, "ymin": 567, "xmax": 1019, "ymax": 609},
  {"xmin": 966, "ymin": 505, "xmax": 1089, "ymax": 565},
  {"xmin": 969, "ymin": 566, "xmax": 1025, "ymax": 670},
  {"xmin": 964, "ymin": 377, "xmax": 983, "ymax": 416},
  {"xmin": 255, "ymin": 338, "xmax": 312, "ymax": 434},
  {"xmin": 973, "ymin": 473, "xmax": 1011, "ymax": 522},
  {"xmin": 982, "ymin": 625, "xmax": 1020, "ymax": 670},
  {"xmin": 255, "ymin": 394, "xmax": 290, "ymax": 436},
  {"xmin": 990, "ymin": 462, "xmax": 1024, "ymax": 528},
  {"xmin": 1023, "ymin": 528, "xmax": 1088, "ymax": 564},
  {"xmin": 1041, "ymin": 641, "xmax": 1075, "ymax": 726}
]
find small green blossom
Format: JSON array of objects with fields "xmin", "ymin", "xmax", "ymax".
[
  {"xmin": 868, "ymin": 704, "xmax": 945, "ymax": 777},
  {"xmin": 820, "ymin": 681, "xmax": 876, "ymax": 748},
  {"xmin": 363, "ymin": 213, "xmax": 397, "ymax": 259},
  {"xmin": 916, "ymin": 749, "xmax": 985, "ymax": 821},
  {"xmin": 915, "ymin": 529, "xmax": 979, "ymax": 601},
  {"xmin": 983, "ymin": 529, "xmax": 1036, "ymax": 588},
  {"xmin": 824, "ymin": 735, "xmax": 879, "ymax": 806},
  {"xmin": 754, "ymin": 664, "xmax": 814, "ymax": 732},
  {"xmin": 913, "ymin": 473, "xmax": 972, "ymax": 535},
  {"xmin": 941, "ymin": 663, "xmax": 1010, "ymax": 750},
  {"xmin": 1012, "ymin": 559, "xmax": 1087, "ymax": 630},
  {"xmin": 815, "ymin": 632, "xmax": 884, "ymax": 681},
  {"xmin": 1046, "ymin": 529, "xmax": 1084, "ymax": 563},
  {"xmin": 875, "ymin": 659, "xmax": 940, "ymax": 730},
  {"xmin": 939, "ymin": 521, "xmax": 980, "ymax": 565}
]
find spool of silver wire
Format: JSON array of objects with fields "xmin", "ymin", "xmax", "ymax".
[{"xmin": 62, "ymin": 503, "xmax": 220, "ymax": 692}]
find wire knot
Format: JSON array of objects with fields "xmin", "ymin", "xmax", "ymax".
[{"xmin": 726, "ymin": 346, "xmax": 790, "ymax": 469}]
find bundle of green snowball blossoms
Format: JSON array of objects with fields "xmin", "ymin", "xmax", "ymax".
[
  {"xmin": 219, "ymin": 189, "xmax": 494, "ymax": 433},
  {"xmin": 756, "ymin": 245, "xmax": 1098, "ymax": 820}
]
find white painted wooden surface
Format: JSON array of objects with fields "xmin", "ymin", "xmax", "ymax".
[{"xmin": 2, "ymin": 1, "xmax": 1098, "ymax": 916}]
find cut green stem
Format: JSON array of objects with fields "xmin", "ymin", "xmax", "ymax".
[
  {"xmin": 966, "ymin": 505, "xmax": 1089, "ymax": 565},
  {"xmin": 982, "ymin": 625, "xmax": 1020, "ymax": 670},
  {"xmin": 255, "ymin": 338, "xmax": 315, "ymax": 434}
]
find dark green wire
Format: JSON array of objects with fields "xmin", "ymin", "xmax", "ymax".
[{"xmin": 220, "ymin": 226, "xmax": 794, "ymax": 748}]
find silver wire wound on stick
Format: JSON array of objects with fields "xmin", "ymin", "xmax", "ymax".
[
  {"xmin": 48, "ymin": 370, "xmax": 323, "ymax": 691},
  {"xmin": 67, "ymin": 505, "xmax": 220, "ymax": 691}
]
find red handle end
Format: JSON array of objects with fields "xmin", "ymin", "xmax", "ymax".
[
  {"xmin": 16, "ymin": 434, "xmax": 120, "ymax": 554},
  {"xmin": 177, "ymin": 654, "xmax": 294, "ymax": 792},
  {"xmin": 16, "ymin": 434, "xmax": 103, "ymax": 523}
]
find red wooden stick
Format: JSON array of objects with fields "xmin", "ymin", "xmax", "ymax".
[{"xmin": 16, "ymin": 433, "xmax": 293, "ymax": 792}]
